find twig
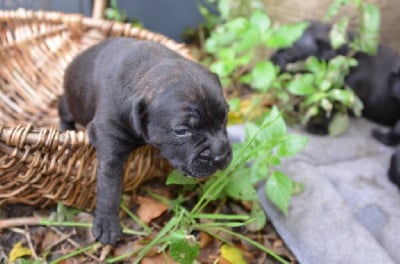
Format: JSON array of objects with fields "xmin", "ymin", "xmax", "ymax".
[
  {"xmin": 0, "ymin": 217, "xmax": 40, "ymax": 229},
  {"xmin": 50, "ymin": 227, "xmax": 101, "ymax": 263},
  {"xmin": 100, "ymin": 245, "xmax": 113, "ymax": 261},
  {"xmin": 44, "ymin": 229, "xmax": 74, "ymax": 252},
  {"xmin": 24, "ymin": 225, "xmax": 38, "ymax": 260}
]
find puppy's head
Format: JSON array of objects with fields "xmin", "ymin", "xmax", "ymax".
[{"xmin": 133, "ymin": 60, "xmax": 232, "ymax": 178}]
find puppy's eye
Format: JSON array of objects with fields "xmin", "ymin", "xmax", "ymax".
[{"xmin": 174, "ymin": 128, "xmax": 191, "ymax": 137}]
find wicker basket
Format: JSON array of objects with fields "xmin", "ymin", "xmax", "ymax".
[{"xmin": 0, "ymin": 9, "xmax": 193, "ymax": 211}]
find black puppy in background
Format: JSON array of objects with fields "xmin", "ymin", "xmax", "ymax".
[
  {"xmin": 271, "ymin": 21, "xmax": 348, "ymax": 71},
  {"xmin": 58, "ymin": 38, "xmax": 232, "ymax": 245},
  {"xmin": 389, "ymin": 148, "xmax": 400, "ymax": 188},
  {"xmin": 270, "ymin": 21, "xmax": 400, "ymax": 188},
  {"xmin": 271, "ymin": 21, "xmax": 400, "ymax": 143}
]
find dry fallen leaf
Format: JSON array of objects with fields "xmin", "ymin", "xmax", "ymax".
[
  {"xmin": 199, "ymin": 232, "xmax": 213, "ymax": 248},
  {"xmin": 9, "ymin": 241, "xmax": 32, "ymax": 262},
  {"xmin": 41, "ymin": 231, "xmax": 61, "ymax": 252},
  {"xmin": 136, "ymin": 196, "xmax": 168, "ymax": 224},
  {"xmin": 220, "ymin": 244, "xmax": 247, "ymax": 264}
]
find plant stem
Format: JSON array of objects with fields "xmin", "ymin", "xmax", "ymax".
[
  {"xmin": 49, "ymin": 243, "xmax": 99, "ymax": 264},
  {"xmin": 214, "ymin": 227, "xmax": 290, "ymax": 264},
  {"xmin": 39, "ymin": 219, "xmax": 92, "ymax": 228},
  {"xmin": 191, "ymin": 113, "xmax": 282, "ymax": 215},
  {"xmin": 120, "ymin": 203, "xmax": 152, "ymax": 234},
  {"xmin": 131, "ymin": 216, "xmax": 181, "ymax": 264},
  {"xmin": 191, "ymin": 213, "xmax": 249, "ymax": 220}
]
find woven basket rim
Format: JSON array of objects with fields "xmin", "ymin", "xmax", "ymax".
[
  {"xmin": 0, "ymin": 8, "xmax": 194, "ymax": 149},
  {"xmin": 0, "ymin": 8, "xmax": 193, "ymax": 59}
]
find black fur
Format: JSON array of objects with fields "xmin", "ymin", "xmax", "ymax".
[
  {"xmin": 270, "ymin": 21, "xmax": 349, "ymax": 70},
  {"xmin": 389, "ymin": 148, "xmax": 400, "ymax": 189},
  {"xmin": 59, "ymin": 38, "xmax": 232, "ymax": 245},
  {"xmin": 271, "ymin": 21, "xmax": 400, "ymax": 141},
  {"xmin": 270, "ymin": 21, "xmax": 400, "ymax": 189}
]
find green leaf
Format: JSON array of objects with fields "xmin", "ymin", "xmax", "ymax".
[
  {"xmin": 250, "ymin": 160, "xmax": 269, "ymax": 183},
  {"xmin": 225, "ymin": 170, "xmax": 258, "ymax": 201},
  {"xmin": 286, "ymin": 74, "xmax": 315, "ymax": 96},
  {"xmin": 265, "ymin": 171, "xmax": 293, "ymax": 214},
  {"xmin": 251, "ymin": 61, "xmax": 276, "ymax": 92},
  {"xmin": 303, "ymin": 105, "xmax": 319, "ymax": 124},
  {"xmin": 218, "ymin": 0, "xmax": 231, "ymax": 19},
  {"xmin": 359, "ymin": 3, "xmax": 380, "ymax": 54},
  {"xmin": 267, "ymin": 155, "xmax": 281, "ymax": 166},
  {"xmin": 328, "ymin": 112, "xmax": 350, "ymax": 137},
  {"xmin": 239, "ymin": 73, "xmax": 252, "ymax": 85},
  {"xmin": 320, "ymin": 98, "xmax": 333, "ymax": 115},
  {"xmin": 325, "ymin": 0, "xmax": 351, "ymax": 19},
  {"xmin": 303, "ymin": 92, "xmax": 326, "ymax": 106},
  {"xmin": 352, "ymin": 95, "xmax": 364, "ymax": 117},
  {"xmin": 250, "ymin": 10, "xmax": 271, "ymax": 34},
  {"xmin": 226, "ymin": 17, "xmax": 249, "ymax": 35},
  {"xmin": 327, "ymin": 89, "xmax": 354, "ymax": 106},
  {"xmin": 228, "ymin": 97, "xmax": 241, "ymax": 112},
  {"xmin": 305, "ymin": 56, "xmax": 323, "ymax": 73},
  {"xmin": 277, "ymin": 134, "xmax": 308, "ymax": 158},
  {"xmin": 236, "ymin": 50, "xmax": 255, "ymax": 66},
  {"xmin": 218, "ymin": 48, "xmax": 236, "ymax": 60},
  {"xmin": 201, "ymin": 175, "xmax": 226, "ymax": 201},
  {"xmin": 234, "ymin": 29, "xmax": 260, "ymax": 52},
  {"xmin": 169, "ymin": 231, "xmax": 200, "ymax": 264},
  {"xmin": 260, "ymin": 107, "xmax": 287, "ymax": 140},
  {"xmin": 319, "ymin": 79, "xmax": 332, "ymax": 92},
  {"xmin": 247, "ymin": 202, "xmax": 267, "ymax": 231},
  {"xmin": 166, "ymin": 170, "xmax": 199, "ymax": 185},
  {"xmin": 210, "ymin": 61, "xmax": 235, "ymax": 77},
  {"xmin": 266, "ymin": 22, "xmax": 309, "ymax": 49},
  {"xmin": 330, "ymin": 17, "xmax": 350, "ymax": 49}
]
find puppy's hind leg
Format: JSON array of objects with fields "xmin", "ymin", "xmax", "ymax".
[
  {"xmin": 58, "ymin": 95, "xmax": 76, "ymax": 131},
  {"xmin": 372, "ymin": 120, "xmax": 400, "ymax": 146}
]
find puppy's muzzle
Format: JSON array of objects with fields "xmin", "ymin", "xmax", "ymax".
[
  {"xmin": 197, "ymin": 138, "xmax": 232, "ymax": 170},
  {"xmin": 198, "ymin": 149, "xmax": 232, "ymax": 168}
]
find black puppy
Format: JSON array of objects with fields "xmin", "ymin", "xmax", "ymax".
[
  {"xmin": 368, "ymin": 66, "xmax": 400, "ymax": 146},
  {"xmin": 270, "ymin": 21, "xmax": 348, "ymax": 71},
  {"xmin": 271, "ymin": 21, "xmax": 400, "ymax": 144},
  {"xmin": 58, "ymin": 38, "xmax": 232, "ymax": 245}
]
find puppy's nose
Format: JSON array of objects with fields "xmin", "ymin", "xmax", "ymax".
[{"xmin": 212, "ymin": 149, "xmax": 232, "ymax": 169}]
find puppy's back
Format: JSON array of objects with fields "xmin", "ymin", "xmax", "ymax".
[{"xmin": 63, "ymin": 38, "xmax": 183, "ymax": 126}]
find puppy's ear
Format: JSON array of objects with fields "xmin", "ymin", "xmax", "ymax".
[
  {"xmin": 130, "ymin": 97, "xmax": 147, "ymax": 139},
  {"xmin": 389, "ymin": 68, "xmax": 400, "ymax": 100},
  {"xmin": 212, "ymin": 73, "xmax": 222, "ymax": 86}
]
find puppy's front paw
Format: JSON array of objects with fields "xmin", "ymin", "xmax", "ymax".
[{"xmin": 92, "ymin": 212, "xmax": 122, "ymax": 246}]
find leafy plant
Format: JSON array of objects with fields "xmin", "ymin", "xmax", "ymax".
[
  {"xmin": 274, "ymin": 55, "xmax": 363, "ymax": 135},
  {"xmin": 203, "ymin": 4, "xmax": 308, "ymax": 91},
  {"xmin": 105, "ymin": 0, "xmax": 127, "ymax": 22},
  {"xmin": 14, "ymin": 108, "xmax": 303, "ymax": 264},
  {"xmin": 325, "ymin": 0, "xmax": 380, "ymax": 55},
  {"xmin": 201, "ymin": 0, "xmax": 380, "ymax": 135},
  {"xmin": 164, "ymin": 107, "xmax": 307, "ymax": 263},
  {"xmin": 109, "ymin": 108, "xmax": 306, "ymax": 264},
  {"xmin": 104, "ymin": 0, "xmax": 142, "ymax": 27}
]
